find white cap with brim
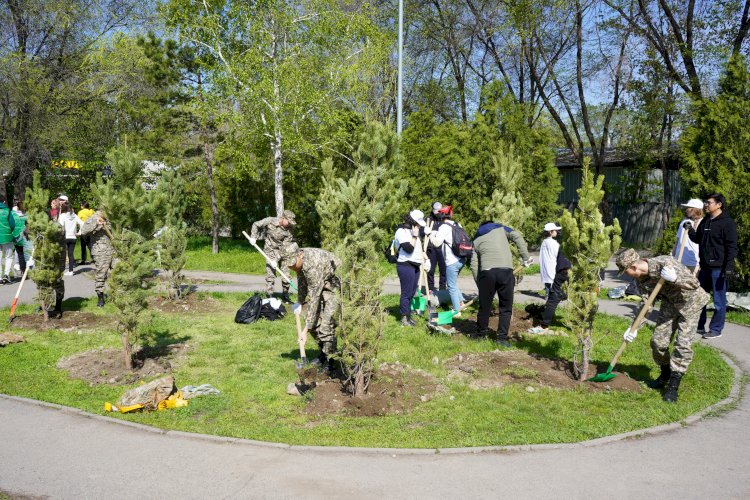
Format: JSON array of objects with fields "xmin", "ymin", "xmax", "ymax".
[
  {"xmin": 432, "ymin": 201, "xmax": 443, "ymax": 214},
  {"xmin": 544, "ymin": 222, "xmax": 562, "ymax": 231},
  {"xmin": 409, "ymin": 209, "xmax": 426, "ymax": 227},
  {"xmin": 680, "ymin": 198, "xmax": 703, "ymax": 209},
  {"xmin": 58, "ymin": 195, "xmax": 68, "ymax": 202}
]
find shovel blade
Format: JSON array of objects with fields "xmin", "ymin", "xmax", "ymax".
[{"xmin": 587, "ymin": 367, "xmax": 617, "ymax": 383}]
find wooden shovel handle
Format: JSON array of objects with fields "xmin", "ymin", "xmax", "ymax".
[{"xmin": 294, "ymin": 312, "xmax": 306, "ymax": 359}]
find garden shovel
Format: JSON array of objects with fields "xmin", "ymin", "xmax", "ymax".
[
  {"xmin": 8, "ymin": 246, "xmax": 35, "ymax": 324},
  {"xmin": 589, "ymin": 231, "xmax": 690, "ymax": 382},
  {"xmin": 292, "ymin": 303, "xmax": 311, "ymax": 369}
]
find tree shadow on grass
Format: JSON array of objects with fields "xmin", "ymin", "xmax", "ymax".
[
  {"xmin": 62, "ymin": 296, "xmax": 92, "ymax": 312},
  {"xmin": 280, "ymin": 347, "xmax": 321, "ymax": 362},
  {"xmin": 138, "ymin": 328, "xmax": 192, "ymax": 360}
]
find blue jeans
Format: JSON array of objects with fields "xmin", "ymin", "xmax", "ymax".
[
  {"xmin": 446, "ymin": 259, "xmax": 464, "ymax": 311},
  {"xmin": 698, "ymin": 267, "xmax": 728, "ymax": 334}
]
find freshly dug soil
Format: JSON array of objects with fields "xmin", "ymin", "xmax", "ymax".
[
  {"xmin": 11, "ymin": 311, "xmax": 107, "ymax": 332},
  {"xmin": 149, "ymin": 294, "xmax": 223, "ymax": 314},
  {"xmin": 452, "ymin": 309, "xmax": 536, "ymax": 338},
  {"xmin": 304, "ymin": 362, "xmax": 444, "ymax": 417},
  {"xmin": 56, "ymin": 343, "xmax": 191, "ymax": 385},
  {"xmin": 445, "ymin": 350, "xmax": 641, "ymax": 392}
]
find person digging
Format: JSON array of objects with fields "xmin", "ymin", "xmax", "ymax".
[
  {"xmin": 286, "ymin": 247, "xmax": 341, "ymax": 376},
  {"xmin": 616, "ymin": 249, "xmax": 710, "ymax": 402}
]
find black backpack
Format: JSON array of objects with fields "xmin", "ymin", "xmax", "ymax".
[{"xmin": 450, "ymin": 223, "xmax": 474, "ymax": 258}]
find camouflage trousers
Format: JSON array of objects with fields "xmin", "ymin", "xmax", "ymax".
[
  {"xmin": 93, "ymin": 251, "xmax": 113, "ymax": 293},
  {"xmin": 264, "ymin": 249, "xmax": 290, "ymax": 295},
  {"xmin": 308, "ymin": 288, "xmax": 339, "ymax": 355},
  {"xmin": 650, "ymin": 299, "xmax": 706, "ymax": 374}
]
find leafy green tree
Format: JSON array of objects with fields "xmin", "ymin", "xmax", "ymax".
[
  {"xmin": 560, "ymin": 161, "xmax": 622, "ymax": 380},
  {"xmin": 681, "ymin": 54, "xmax": 750, "ymax": 290},
  {"xmin": 316, "ymin": 122, "xmax": 406, "ymax": 395},
  {"xmin": 25, "ymin": 172, "xmax": 64, "ymax": 322},
  {"xmin": 94, "ymin": 146, "xmax": 163, "ymax": 369},
  {"xmin": 156, "ymin": 168, "xmax": 188, "ymax": 300}
]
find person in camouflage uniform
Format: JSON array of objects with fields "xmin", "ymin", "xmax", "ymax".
[
  {"xmin": 616, "ymin": 248, "xmax": 710, "ymax": 402},
  {"xmin": 286, "ymin": 247, "xmax": 341, "ymax": 373},
  {"xmin": 249, "ymin": 210, "xmax": 297, "ymax": 302},
  {"xmin": 80, "ymin": 210, "xmax": 114, "ymax": 307}
]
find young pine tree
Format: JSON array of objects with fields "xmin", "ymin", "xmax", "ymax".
[
  {"xmin": 560, "ymin": 161, "xmax": 622, "ymax": 380},
  {"xmin": 94, "ymin": 146, "xmax": 162, "ymax": 369},
  {"xmin": 156, "ymin": 167, "xmax": 188, "ymax": 299},
  {"xmin": 25, "ymin": 172, "xmax": 64, "ymax": 322},
  {"xmin": 316, "ymin": 121, "xmax": 406, "ymax": 396}
]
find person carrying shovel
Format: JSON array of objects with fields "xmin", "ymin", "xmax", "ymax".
[
  {"xmin": 249, "ymin": 210, "xmax": 297, "ymax": 303},
  {"xmin": 285, "ymin": 246, "xmax": 341, "ymax": 375},
  {"xmin": 616, "ymin": 249, "xmax": 710, "ymax": 402}
]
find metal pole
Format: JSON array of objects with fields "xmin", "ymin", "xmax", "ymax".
[{"xmin": 397, "ymin": 0, "xmax": 403, "ymax": 135}]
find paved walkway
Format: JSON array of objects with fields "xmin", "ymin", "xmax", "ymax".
[{"xmin": 1, "ymin": 262, "xmax": 749, "ymax": 499}]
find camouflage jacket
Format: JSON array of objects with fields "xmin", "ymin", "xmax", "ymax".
[
  {"xmin": 80, "ymin": 212, "xmax": 113, "ymax": 255},
  {"xmin": 636, "ymin": 255, "xmax": 710, "ymax": 310},
  {"xmin": 250, "ymin": 217, "xmax": 295, "ymax": 253},
  {"xmin": 298, "ymin": 248, "xmax": 341, "ymax": 328}
]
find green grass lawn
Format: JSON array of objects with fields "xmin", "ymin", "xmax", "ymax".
[{"xmin": 0, "ymin": 292, "xmax": 734, "ymax": 448}]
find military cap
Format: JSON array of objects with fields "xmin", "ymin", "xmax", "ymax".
[
  {"xmin": 616, "ymin": 248, "xmax": 641, "ymax": 275},
  {"xmin": 280, "ymin": 242, "xmax": 301, "ymax": 268},
  {"xmin": 282, "ymin": 210, "xmax": 296, "ymax": 225}
]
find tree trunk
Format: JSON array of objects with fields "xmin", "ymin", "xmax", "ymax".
[
  {"xmin": 203, "ymin": 139, "xmax": 219, "ymax": 254},
  {"xmin": 273, "ymin": 130, "xmax": 284, "ymax": 217},
  {"xmin": 577, "ymin": 333, "xmax": 592, "ymax": 380},
  {"xmin": 123, "ymin": 331, "xmax": 133, "ymax": 370},
  {"xmin": 42, "ymin": 301, "xmax": 49, "ymax": 323}
]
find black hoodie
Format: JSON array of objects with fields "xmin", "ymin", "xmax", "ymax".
[{"xmin": 687, "ymin": 211, "xmax": 738, "ymax": 272}]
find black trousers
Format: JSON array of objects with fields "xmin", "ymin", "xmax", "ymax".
[
  {"xmin": 477, "ymin": 267, "xmax": 515, "ymax": 338},
  {"xmin": 397, "ymin": 262, "xmax": 420, "ymax": 316},
  {"xmin": 80, "ymin": 234, "xmax": 92, "ymax": 263},
  {"xmin": 541, "ymin": 270, "xmax": 568, "ymax": 327},
  {"xmin": 14, "ymin": 245, "xmax": 26, "ymax": 273},
  {"xmin": 65, "ymin": 239, "xmax": 76, "ymax": 271},
  {"xmin": 427, "ymin": 246, "xmax": 447, "ymax": 291}
]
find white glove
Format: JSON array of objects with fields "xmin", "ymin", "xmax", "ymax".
[
  {"xmin": 422, "ymin": 259, "xmax": 432, "ymax": 273},
  {"xmin": 292, "ymin": 303, "xmax": 302, "ymax": 315},
  {"xmin": 249, "ymin": 237, "xmax": 257, "ymax": 245},
  {"xmin": 423, "ymin": 225, "xmax": 433, "ymax": 236},
  {"xmin": 623, "ymin": 327, "xmax": 638, "ymax": 342},
  {"xmin": 523, "ymin": 257, "xmax": 534, "ymax": 267},
  {"xmin": 660, "ymin": 266, "xmax": 677, "ymax": 283}
]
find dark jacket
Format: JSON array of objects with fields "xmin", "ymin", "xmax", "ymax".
[
  {"xmin": 556, "ymin": 250, "xmax": 571, "ymax": 273},
  {"xmin": 687, "ymin": 212, "xmax": 738, "ymax": 272}
]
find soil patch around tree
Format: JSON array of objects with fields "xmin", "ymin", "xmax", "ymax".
[
  {"xmin": 303, "ymin": 363, "xmax": 444, "ymax": 417},
  {"xmin": 149, "ymin": 294, "xmax": 224, "ymax": 314},
  {"xmin": 444, "ymin": 350, "xmax": 641, "ymax": 392},
  {"xmin": 56, "ymin": 343, "xmax": 191, "ymax": 385},
  {"xmin": 10, "ymin": 311, "xmax": 107, "ymax": 332}
]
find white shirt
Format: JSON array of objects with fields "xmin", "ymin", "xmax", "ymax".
[
  {"xmin": 58, "ymin": 212, "xmax": 83, "ymax": 239},
  {"xmin": 395, "ymin": 227, "xmax": 424, "ymax": 264},
  {"xmin": 539, "ymin": 237, "xmax": 559, "ymax": 285},
  {"xmin": 675, "ymin": 218, "xmax": 699, "ymax": 267},
  {"xmin": 430, "ymin": 220, "xmax": 460, "ymax": 266}
]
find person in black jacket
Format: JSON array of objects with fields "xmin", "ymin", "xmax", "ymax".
[
  {"xmin": 425, "ymin": 201, "xmax": 447, "ymax": 293},
  {"xmin": 685, "ymin": 193, "xmax": 738, "ymax": 339}
]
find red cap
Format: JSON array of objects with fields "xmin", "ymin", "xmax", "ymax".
[{"xmin": 437, "ymin": 205, "xmax": 453, "ymax": 217}]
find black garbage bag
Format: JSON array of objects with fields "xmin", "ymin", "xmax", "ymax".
[{"xmin": 235, "ymin": 294, "xmax": 263, "ymax": 324}]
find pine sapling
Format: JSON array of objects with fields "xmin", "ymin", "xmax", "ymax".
[{"xmin": 560, "ymin": 161, "xmax": 621, "ymax": 380}]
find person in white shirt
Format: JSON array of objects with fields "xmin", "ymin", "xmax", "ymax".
[
  {"xmin": 58, "ymin": 201, "xmax": 84, "ymax": 275},
  {"xmin": 429, "ymin": 205, "xmax": 465, "ymax": 314},
  {"xmin": 674, "ymin": 198, "xmax": 702, "ymax": 273},
  {"xmin": 394, "ymin": 210, "xmax": 428, "ymax": 326},
  {"xmin": 539, "ymin": 222, "xmax": 561, "ymax": 296}
]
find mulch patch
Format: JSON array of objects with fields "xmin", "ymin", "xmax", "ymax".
[
  {"xmin": 149, "ymin": 294, "xmax": 223, "ymax": 314},
  {"xmin": 10, "ymin": 311, "xmax": 107, "ymax": 332},
  {"xmin": 56, "ymin": 343, "xmax": 192, "ymax": 385},
  {"xmin": 304, "ymin": 362, "xmax": 444, "ymax": 417},
  {"xmin": 444, "ymin": 350, "xmax": 641, "ymax": 392}
]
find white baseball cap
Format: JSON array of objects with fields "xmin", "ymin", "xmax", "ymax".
[
  {"xmin": 680, "ymin": 198, "xmax": 703, "ymax": 209},
  {"xmin": 409, "ymin": 209, "xmax": 426, "ymax": 227},
  {"xmin": 431, "ymin": 201, "xmax": 443, "ymax": 214},
  {"xmin": 58, "ymin": 195, "xmax": 68, "ymax": 202},
  {"xmin": 544, "ymin": 222, "xmax": 562, "ymax": 231}
]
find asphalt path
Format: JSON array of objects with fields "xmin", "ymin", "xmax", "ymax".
[{"xmin": 1, "ymin": 261, "xmax": 748, "ymax": 499}]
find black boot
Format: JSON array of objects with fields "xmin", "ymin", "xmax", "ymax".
[
  {"xmin": 51, "ymin": 296, "xmax": 63, "ymax": 319},
  {"xmin": 281, "ymin": 292, "xmax": 292, "ymax": 304},
  {"xmin": 648, "ymin": 364, "xmax": 672, "ymax": 389},
  {"xmin": 96, "ymin": 292, "xmax": 105, "ymax": 307},
  {"xmin": 663, "ymin": 372, "xmax": 684, "ymax": 403}
]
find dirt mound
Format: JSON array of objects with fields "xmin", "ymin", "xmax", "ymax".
[
  {"xmin": 149, "ymin": 294, "xmax": 222, "ymax": 314},
  {"xmin": 304, "ymin": 363, "xmax": 443, "ymax": 417},
  {"xmin": 56, "ymin": 343, "xmax": 191, "ymax": 385},
  {"xmin": 445, "ymin": 350, "xmax": 641, "ymax": 392},
  {"xmin": 452, "ymin": 309, "xmax": 536, "ymax": 338},
  {"xmin": 11, "ymin": 311, "xmax": 106, "ymax": 332},
  {"xmin": 0, "ymin": 333, "xmax": 25, "ymax": 346}
]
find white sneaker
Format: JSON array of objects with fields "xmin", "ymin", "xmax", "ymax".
[{"xmin": 64, "ymin": 271, "xmax": 74, "ymax": 276}]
